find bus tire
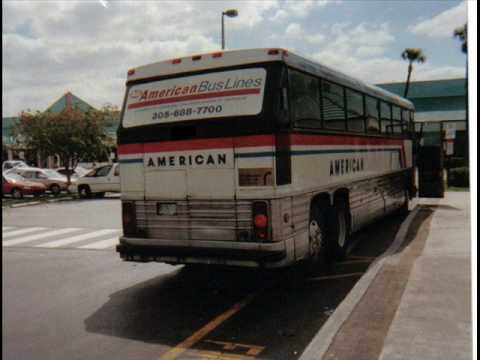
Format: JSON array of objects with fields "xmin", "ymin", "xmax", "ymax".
[
  {"xmin": 332, "ymin": 198, "xmax": 350, "ymax": 259},
  {"xmin": 306, "ymin": 203, "xmax": 330, "ymax": 272}
]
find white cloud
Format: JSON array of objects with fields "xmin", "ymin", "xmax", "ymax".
[
  {"xmin": 308, "ymin": 22, "xmax": 464, "ymax": 83},
  {"xmin": 2, "ymin": 0, "xmax": 278, "ymax": 116},
  {"xmin": 270, "ymin": 0, "xmax": 340, "ymax": 21},
  {"xmin": 409, "ymin": 1, "xmax": 467, "ymax": 38},
  {"xmin": 285, "ymin": 23, "xmax": 304, "ymax": 38},
  {"xmin": 306, "ymin": 34, "xmax": 325, "ymax": 44}
]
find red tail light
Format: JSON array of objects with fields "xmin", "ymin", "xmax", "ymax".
[
  {"xmin": 127, "ymin": 68, "xmax": 135, "ymax": 76},
  {"xmin": 122, "ymin": 202, "xmax": 137, "ymax": 236},
  {"xmin": 212, "ymin": 52, "xmax": 223, "ymax": 58},
  {"xmin": 172, "ymin": 58, "xmax": 182, "ymax": 64},
  {"xmin": 252, "ymin": 201, "xmax": 269, "ymax": 241},
  {"xmin": 268, "ymin": 49, "xmax": 280, "ymax": 55},
  {"xmin": 254, "ymin": 214, "xmax": 268, "ymax": 228}
]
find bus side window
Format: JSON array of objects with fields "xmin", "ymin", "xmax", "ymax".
[
  {"xmin": 346, "ymin": 88, "xmax": 365, "ymax": 132},
  {"xmin": 392, "ymin": 106, "xmax": 403, "ymax": 135},
  {"xmin": 380, "ymin": 102, "xmax": 392, "ymax": 134},
  {"xmin": 366, "ymin": 96, "xmax": 380, "ymax": 133},
  {"xmin": 288, "ymin": 69, "xmax": 321, "ymax": 129},
  {"xmin": 322, "ymin": 80, "xmax": 346, "ymax": 131}
]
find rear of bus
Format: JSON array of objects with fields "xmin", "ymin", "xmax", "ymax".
[{"xmin": 116, "ymin": 49, "xmax": 294, "ymax": 268}]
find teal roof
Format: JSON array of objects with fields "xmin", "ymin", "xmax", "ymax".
[
  {"xmin": 3, "ymin": 92, "xmax": 120, "ymax": 146},
  {"xmin": 377, "ymin": 78, "xmax": 467, "ymax": 99},
  {"xmin": 46, "ymin": 92, "xmax": 96, "ymax": 113}
]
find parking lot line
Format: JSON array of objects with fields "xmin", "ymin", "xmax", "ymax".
[
  {"xmin": 77, "ymin": 236, "xmax": 120, "ymax": 249},
  {"xmin": 37, "ymin": 229, "xmax": 119, "ymax": 248},
  {"xmin": 3, "ymin": 228, "xmax": 82, "ymax": 247},
  {"xmin": 3, "ymin": 227, "xmax": 46, "ymax": 239},
  {"xmin": 159, "ymin": 293, "xmax": 257, "ymax": 360}
]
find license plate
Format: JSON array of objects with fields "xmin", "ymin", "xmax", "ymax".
[{"xmin": 157, "ymin": 203, "xmax": 177, "ymax": 216}]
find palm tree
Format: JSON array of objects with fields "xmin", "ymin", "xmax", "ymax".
[
  {"xmin": 401, "ymin": 48, "xmax": 427, "ymax": 98},
  {"xmin": 454, "ymin": 23, "xmax": 468, "ymax": 160},
  {"xmin": 454, "ymin": 24, "xmax": 467, "ymax": 53}
]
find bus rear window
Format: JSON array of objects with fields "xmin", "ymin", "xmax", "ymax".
[{"xmin": 122, "ymin": 68, "xmax": 267, "ymax": 128}]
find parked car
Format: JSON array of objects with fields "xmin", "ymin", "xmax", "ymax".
[
  {"xmin": 70, "ymin": 163, "xmax": 120, "ymax": 198},
  {"xmin": 2, "ymin": 173, "xmax": 47, "ymax": 199},
  {"xmin": 2, "ymin": 160, "xmax": 28, "ymax": 172},
  {"xmin": 11, "ymin": 167, "xmax": 71, "ymax": 195},
  {"xmin": 55, "ymin": 166, "xmax": 90, "ymax": 180}
]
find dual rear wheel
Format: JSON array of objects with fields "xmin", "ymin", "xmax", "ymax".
[{"xmin": 307, "ymin": 198, "xmax": 350, "ymax": 271}]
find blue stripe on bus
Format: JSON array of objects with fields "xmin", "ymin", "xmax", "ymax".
[
  {"xmin": 234, "ymin": 148, "xmax": 401, "ymax": 158},
  {"xmin": 121, "ymin": 148, "xmax": 404, "ymax": 163}
]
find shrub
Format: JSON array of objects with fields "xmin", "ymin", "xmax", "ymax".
[{"xmin": 447, "ymin": 167, "xmax": 470, "ymax": 188}]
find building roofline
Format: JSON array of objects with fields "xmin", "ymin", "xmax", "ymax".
[{"xmin": 377, "ymin": 77, "xmax": 466, "ymax": 86}]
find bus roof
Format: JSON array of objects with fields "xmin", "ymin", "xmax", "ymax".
[{"xmin": 127, "ymin": 48, "xmax": 414, "ymax": 110}]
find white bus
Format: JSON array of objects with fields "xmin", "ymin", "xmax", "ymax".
[{"xmin": 116, "ymin": 48, "xmax": 415, "ymax": 269}]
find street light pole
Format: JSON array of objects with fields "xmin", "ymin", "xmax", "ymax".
[
  {"xmin": 221, "ymin": 9, "xmax": 238, "ymax": 50},
  {"xmin": 221, "ymin": 13, "xmax": 225, "ymax": 50}
]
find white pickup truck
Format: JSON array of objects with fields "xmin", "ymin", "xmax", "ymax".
[{"xmin": 71, "ymin": 163, "xmax": 120, "ymax": 198}]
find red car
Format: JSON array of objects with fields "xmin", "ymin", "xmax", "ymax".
[{"xmin": 2, "ymin": 173, "xmax": 47, "ymax": 199}]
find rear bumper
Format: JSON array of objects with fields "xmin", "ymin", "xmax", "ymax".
[{"xmin": 116, "ymin": 236, "xmax": 287, "ymax": 266}]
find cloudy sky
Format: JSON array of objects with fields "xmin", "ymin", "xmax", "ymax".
[{"xmin": 2, "ymin": 0, "xmax": 469, "ymax": 117}]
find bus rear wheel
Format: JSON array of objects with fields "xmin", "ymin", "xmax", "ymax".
[
  {"xmin": 332, "ymin": 199, "xmax": 350, "ymax": 259},
  {"xmin": 306, "ymin": 204, "xmax": 329, "ymax": 272}
]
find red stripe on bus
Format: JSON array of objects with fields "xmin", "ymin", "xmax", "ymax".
[
  {"xmin": 118, "ymin": 135, "xmax": 275, "ymax": 154},
  {"xmin": 289, "ymin": 134, "xmax": 404, "ymax": 146},
  {"xmin": 117, "ymin": 143, "xmax": 144, "ymax": 155},
  {"xmin": 127, "ymin": 88, "xmax": 261, "ymax": 110},
  {"xmin": 118, "ymin": 134, "xmax": 407, "ymax": 155}
]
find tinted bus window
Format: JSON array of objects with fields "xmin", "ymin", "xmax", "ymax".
[
  {"xmin": 289, "ymin": 69, "xmax": 321, "ymax": 128},
  {"xmin": 322, "ymin": 80, "xmax": 346, "ymax": 131},
  {"xmin": 380, "ymin": 101, "xmax": 392, "ymax": 134},
  {"xmin": 366, "ymin": 96, "xmax": 380, "ymax": 133},
  {"xmin": 346, "ymin": 89, "xmax": 365, "ymax": 132}
]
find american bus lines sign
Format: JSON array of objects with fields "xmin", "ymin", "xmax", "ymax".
[{"xmin": 123, "ymin": 68, "xmax": 266, "ymax": 127}]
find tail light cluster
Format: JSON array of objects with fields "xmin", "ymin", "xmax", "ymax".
[
  {"xmin": 122, "ymin": 201, "xmax": 137, "ymax": 236},
  {"xmin": 252, "ymin": 201, "xmax": 270, "ymax": 241}
]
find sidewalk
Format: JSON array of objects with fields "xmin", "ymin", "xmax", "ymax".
[
  {"xmin": 380, "ymin": 192, "xmax": 471, "ymax": 360},
  {"xmin": 300, "ymin": 192, "xmax": 472, "ymax": 360}
]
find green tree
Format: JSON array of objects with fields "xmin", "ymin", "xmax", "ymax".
[
  {"xmin": 2, "ymin": 141, "xmax": 8, "ymax": 162},
  {"xmin": 14, "ymin": 106, "xmax": 115, "ymax": 184},
  {"xmin": 401, "ymin": 48, "xmax": 427, "ymax": 98}
]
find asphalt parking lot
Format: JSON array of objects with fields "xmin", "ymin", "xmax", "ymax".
[{"xmin": 3, "ymin": 198, "xmax": 407, "ymax": 360}]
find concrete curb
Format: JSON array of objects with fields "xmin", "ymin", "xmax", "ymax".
[
  {"xmin": 4, "ymin": 196, "xmax": 77, "ymax": 209},
  {"xmin": 299, "ymin": 206, "xmax": 421, "ymax": 360}
]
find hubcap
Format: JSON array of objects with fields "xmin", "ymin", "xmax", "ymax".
[{"xmin": 309, "ymin": 220, "xmax": 323, "ymax": 257}]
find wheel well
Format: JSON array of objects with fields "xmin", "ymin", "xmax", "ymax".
[
  {"xmin": 310, "ymin": 193, "xmax": 331, "ymax": 212},
  {"xmin": 334, "ymin": 188, "xmax": 349, "ymax": 207},
  {"xmin": 50, "ymin": 183, "xmax": 59, "ymax": 189}
]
